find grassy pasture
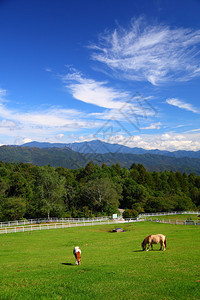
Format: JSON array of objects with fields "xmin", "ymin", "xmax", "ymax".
[{"xmin": 0, "ymin": 222, "xmax": 199, "ymax": 300}]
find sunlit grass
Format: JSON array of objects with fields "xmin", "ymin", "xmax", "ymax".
[{"xmin": 0, "ymin": 222, "xmax": 199, "ymax": 299}]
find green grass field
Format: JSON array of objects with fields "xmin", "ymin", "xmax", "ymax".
[{"xmin": 0, "ymin": 222, "xmax": 199, "ymax": 300}]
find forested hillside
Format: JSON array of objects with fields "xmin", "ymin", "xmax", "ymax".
[
  {"xmin": 1, "ymin": 145, "xmax": 200, "ymax": 174},
  {"xmin": 0, "ymin": 161, "xmax": 199, "ymax": 221},
  {"xmin": 22, "ymin": 140, "xmax": 200, "ymax": 158}
]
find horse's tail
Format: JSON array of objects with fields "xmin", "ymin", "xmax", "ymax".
[{"xmin": 164, "ymin": 237, "xmax": 167, "ymax": 249}]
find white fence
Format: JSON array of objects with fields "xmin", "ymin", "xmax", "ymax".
[
  {"xmin": 0, "ymin": 216, "xmax": 109, "ymax": 228},
  {"xmin": 0, "ymin": 218, "xmax": 134, "ymax": 234},
  {"xmin": 148, "ymin": 218, "xmax": 200, "ymax": 226},
  {"xmin": 1, "ymin": 211, "xmax": 199, "ymax": 228},
  {"xmin": 0, "ymin": 211, "xmax": 200, "ymax": 234},
  {"xmin": 139, "ymin": 211, "xmax": 200, "ymax": 218}
]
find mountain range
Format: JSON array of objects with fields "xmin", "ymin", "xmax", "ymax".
[
  {"xmin": 0, "ymin": 140, "xmax": 196, "ymax": 174},
  {"xmin": 22, "ymin": 140, "xmax": 200, "ymax": 158}
]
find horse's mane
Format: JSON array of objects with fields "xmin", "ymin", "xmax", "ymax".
[
  {"xmin": 145, "ymin": 235, "xmax": 151, "ymax": 242},
  {"xmin": 143, "ymin": 235, "xmax": 151, "ymax": 244}
]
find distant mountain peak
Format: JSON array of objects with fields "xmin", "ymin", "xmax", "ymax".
[
  {"xmin": 21, "ymin": 140, "xmax": 200, "ymax": 158},
  {"xmin": 1, "ymin": 143, "xmax": 200, "ymax": 174}
]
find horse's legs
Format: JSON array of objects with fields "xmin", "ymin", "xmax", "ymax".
[
  {"xmin": 160, "ymin": 241, "xmax": 165, "ymax": 251},
  {"xmin": 163, "ymin": 241, "xmax": 166, "ymax": 251},
  {"xmin": 151, "ymin": 244, "xmax": 153, "ymax": 251},
  {"xmin": 146, "ymin": 243, "xmax": 150, "ymax": 251},
  {"xmin": 159, "ymin": 242, "xmax": 162, "ymax": 250}
]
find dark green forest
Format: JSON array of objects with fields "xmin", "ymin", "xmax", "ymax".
[
  {"xmin": 0, "ymin": 161, "xmax": 199, "ymax": 221},
  {"xmin": 1, "ymin": 145, "xmax": 200, "ymax": 174}
]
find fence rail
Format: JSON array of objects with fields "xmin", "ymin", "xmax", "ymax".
[
  {"xmin": 1, "ymin": 211, "xmax": 199, "ymax": 228},
  {"xmin": 0, "ymin": 219, "xmax": 137, "ymax": 234},
  {"xmin": 0, "ymin": 211, "xmax": 199, "ymax": 234},
  {"xmin": 0, "ymin": 216, "xmax": 110, "ymax": 228},
  {"xmin": 148, "ymin": 218, "xmax": 200, "ymax": 226},
  {"xmin": 139, "ymin": 211, "xmax": 200, "ymax": 218}
]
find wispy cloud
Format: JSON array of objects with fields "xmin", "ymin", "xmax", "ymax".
[
  {"xmin": 0, "ymin": 104, "xmax": 91, "ymax": 129},
  {"xmin": 0, "ymin": 86, "xmax": 158, "ymax": 145},
  {"xmin": 0, "ymin": 89, "xmax": 101, "ymax": 144},
  {"xmin": 89, "ymin": 17, "xmax": 200, "ymax": 85},
  {"xmin": 0, "ymin": 119, "xmax": 21, "ymax": 130},
  {"xmin": 62, "ymin": 70, "xmax": 129, "ymax": 109},
  {"xmin": 185, "ymin": 128, "xmax": 200, "ymax": 133},
  {"xmin": 166, "ymin": 98, "xmax": 200, "ymax": 113},
  {"xmin": 62, "ymin": 70, "xmax": 157, "ymax": 120},
  {"xmin": 44, "ymin": 68, "xmax": 53, "ymax": 73},
  {"xmin": 141, "ymin": 122, "xmax": 162, "ymax": 130},
  {"xmin": 0, "ymin": 88, "xmax": 7, "ymax": 97}
]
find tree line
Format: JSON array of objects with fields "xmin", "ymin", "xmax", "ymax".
[{"xmin": 0, "ymin": 161, "xmax": 199, "ymax": 221}]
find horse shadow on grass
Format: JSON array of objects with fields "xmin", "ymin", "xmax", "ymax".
[
  {"xmin": 61, "ymin": 263, "xmax": 73, "ymax": 266},
  {"xmin": 133, "ymin": 249, "xmax": 164, "ymax": 252}
]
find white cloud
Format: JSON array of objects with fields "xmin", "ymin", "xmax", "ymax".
[
  {"xmin": 56, "ymin": 133, "xmax": 64, "ymax": 139},
  {"xmin": 186, "ymin": 128, "xmax": 200, "ymax": 133},
  {"xmin": 44, "ymin": 68, "xmax": 53, "ymax": 73},
  {"xmin": 0, "ymin": 89, "xmax": 103, "ymax": 144},
  {"xmin": 0, "ymin": 119, "xmax": 20, "ymax": 130},
  {"xmin": 62, "ymin": 71, "xmax": 157, "ymax": 121},
  {"xmin": 131, "ymin": 132, "xmax": 200, "ymax": 151},
  {"xmin": 22, "ymin": 138, "xmax": 32, "ymax": 144},
  {"xmin": 133, "ymin": 133, "xmax": 198, "ymax": 151},
  {"xmin": 141, "ymin": 122, "xmax": 162, "ymax": 130},
  {"xmin": 0, "ymin": 88, "xmax": 7, "ymax": 98},
  {"xmin": 0, "ymin": 85, "xmax": 160, "ymax": 145},
  {"xmin": 90, "ymin": 17, "xmax": 200, "ymax": 85},
  {"xmin": 62, "ymin": 71, "xmax": 129, "ymax": 109},
  {"xmin": 0, "ymin": 91, "xmax": 92, "ymax": 130},
  {"xmin": 166, "ymin": 98, "xmax": 200, "ymax": 113},
  {"xmin": 71, "ymin": 130, "xmax": 200, "ymax": 152}
]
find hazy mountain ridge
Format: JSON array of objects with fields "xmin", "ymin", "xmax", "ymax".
[
  {"xmin": 1, "ymin": 144, "xmax": 200, "ymax": 174},
  {"xmin": 21, "ymin": 140, "xmax": 200, "ymax": 158}
]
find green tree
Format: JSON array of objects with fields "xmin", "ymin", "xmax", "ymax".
[
  {"xmin": 136, "ymin": 164, "xmax": 148, "ymax": 184},
  {"xmin": 113, "ymin": 163, "xmax": 121, "ymax": 175},
  {"xmin": 84, "ymin": 161, "xmax": 95, "ymax": 176},
  {"xmin": 8, "ymin": 172, "xmax": 33, "ymax": 199},
  {"xmin": 35, "ymin": 166, "xmax": 66, "ymax": 219},
  {"xmin": 56, "ymin": 167, "xmax": 78, "ymax": 211},
  {"xmin": 0, "ymin": 178, "xmax": 9, "ymax": 198},
  {"xmin": 0, "ymin": 197, "xmax": 26, "ymax": 221},
  {"xmin": 195, "ymin": 175, "xmax": 200, "ymax": 188},
  {"xmin": 174, "ymin": 194, "xmax": 195, "ymax": 211},
  {"xmin": 122, "ymin": 208, "xmax": 138, "ymax": 218},
  {"xmin": 79, "ymin": 177, "xmax": 120, "ymax": 214},
  {"xmin": 130, "ymin": 168, "xmax": 140, "ymax": 182},
  {"xmin": 160, "ymin": 171, "xmax": 169, "ymax": 192},
  {"xmin": 121, "ymin": 178, "xmax": 148, "ymax": 212},
  {"xmin": 151, "ymin": 171, "xmax": 161, "ymax": 190},
  {"xmin": 167, "ymin": 171, "xmax": 179, "ymax": 194},
  {"xmin": 144, "ymin": 196, "xmax": 174, "ymax": 212},
  {"xmin": 190, "ymin": 187, "xmax": 200, "ymax": 206},
  {"xmin": 188, "ymin": 173, "xmax": 196, "ymax": 188}
]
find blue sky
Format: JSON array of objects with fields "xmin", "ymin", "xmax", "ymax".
[{"xmin": 0, "ymin": 0, "xmax": 200, "ymax": 151}]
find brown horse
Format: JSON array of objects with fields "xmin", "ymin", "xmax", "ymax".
[{"xmin": 141, "ymin": 234, "xmax": 166, "ymax": 251}]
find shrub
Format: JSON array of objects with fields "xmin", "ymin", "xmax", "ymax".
[{"xmin": 123, "ymin": 209, "xmax": 138, "ymax": 219}]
